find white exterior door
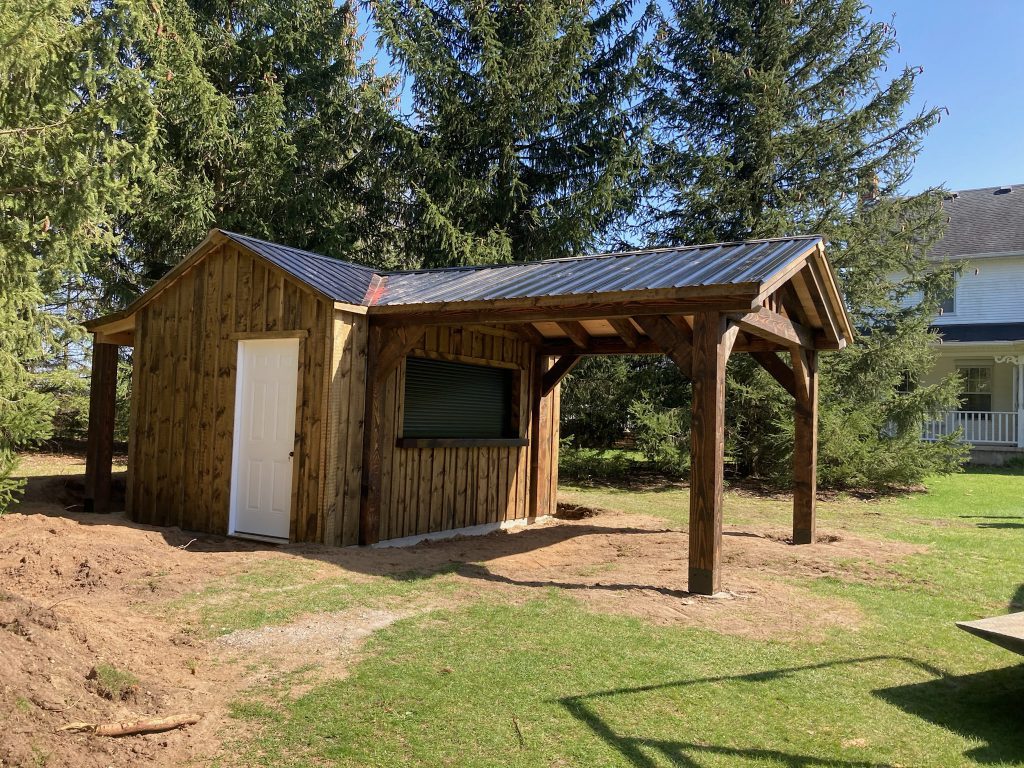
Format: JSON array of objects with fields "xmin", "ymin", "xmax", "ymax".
[{"xmin": 230, "ymin": 338, "xmax": 300, "ymax": 540}]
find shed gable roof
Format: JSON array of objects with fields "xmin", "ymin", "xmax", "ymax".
[
  {"xmin": 86, "ymin": 229, "xmax": 852, "ymax": 347},
  {"xmin": 222, "ymin": 232, "xmax": 379, "ymax": 305}
]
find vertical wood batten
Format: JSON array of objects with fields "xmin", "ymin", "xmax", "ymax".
[
  {"xmin": 688, "ymin": 312, "xmax": 734, "ymax": 596},
  {"xmin": 84, "ymin": 341, "xmax": 119, "ymax": 514}
]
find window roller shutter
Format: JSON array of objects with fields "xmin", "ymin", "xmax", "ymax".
[{"xmin": 403, "ymin": 357, "xmax": 513, "ymax": 439}]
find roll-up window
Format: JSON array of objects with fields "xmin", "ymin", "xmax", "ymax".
[{"xmin": 402, "ymin": 357, "xmax": 514, "ymax": 439}]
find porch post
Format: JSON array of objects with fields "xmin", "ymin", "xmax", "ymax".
[
  {"xmin": 688, "ymin": 312, "xmax": 735, "ymax": 596},
  {"xmin": 84, "ymin": 340, "xmax": 119, "ymax": 514},
  {"xmin": 792, "ymin": 349, "xmax": 819, "ymax": 544},
  {"xmin": 1017, "ymin": 361, "xmax": 1024, "ymax": 448}
]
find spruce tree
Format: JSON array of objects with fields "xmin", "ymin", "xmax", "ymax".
[
  {"xmin": 644, "ymin": 0, "xmax": 964, "ymax": 486},
  {"xmin": 0, "ymin": 0, "xmax": 169, "ymax": 508},
  {"xmin": 109, "ymin": 0, "xmax": 403, "ymax": 299},
  {"xmin": 371, "ymin": 0, "xmax": 653, "ymax": 266}
]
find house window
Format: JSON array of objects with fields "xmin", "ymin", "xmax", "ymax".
[
  {"xmin": 938, "ymin": 285, "xmax": 956, "ymax": 316},
  {"xmin": 957, "ymin": 365, "xmax": 992, "ymax": 412},
  {"xmin": 402, "ymin": 357, "xmax": 515, "ymax": 439}
]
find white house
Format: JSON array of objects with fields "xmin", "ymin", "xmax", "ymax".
[{"xmin": 919, "ymin": 184, "xmax": 1024, "ymax": 464}]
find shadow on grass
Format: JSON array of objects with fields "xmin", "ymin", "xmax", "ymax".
[
  {"xmin": 558, "ymin": 656, "xmax": 1024, "ymax": 767},
  {"xmin": 876, "ymin": 664, "xmax": 1024, "ymax": 765},
  {"xmin": 456, "ymin": 562, "xmax": 693, "ymax": 599}
]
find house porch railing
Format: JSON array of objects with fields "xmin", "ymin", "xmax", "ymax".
[{"xmin": 922, "ymin": 410, "xmax": 1020, "ymax": 446}]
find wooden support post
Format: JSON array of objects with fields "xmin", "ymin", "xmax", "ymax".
[
  {"xmin": 528, "ymin": 352, "xmax": 550, "ymax": 519},
  {"xmin": 358, "ymin": 326, "xmax": 385, "ymax": 545},
  {"xmin": 688, "ymin": 313, "xmax": 735, "ymax": 595},
  {"xmin": 792, "ymin": 348, "xmax": 818, "ymax": 545},
  {"xmin": 84, "ymin": 341, "xmax": 119, "ymax": 514}
]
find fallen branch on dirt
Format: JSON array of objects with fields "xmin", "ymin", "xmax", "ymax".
[{"xmin": 60, "ymin": 714, "xmax": 201, "ymax": 737}]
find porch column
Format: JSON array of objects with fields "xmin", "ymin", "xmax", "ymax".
[
  {"xmin": 84, "ymin": 340, "xmax": 119, "ymax": 514},
  {"xmin": 792, "ymin": 349, "xmax": 818, "ymax": 544},
  {"xmin": 1018, "ymin": 361, "xmax": 1024, "ymax": 448},
  {"xmin": 688, "ymin": 312, "xmax": 736, "ymax": 596}
]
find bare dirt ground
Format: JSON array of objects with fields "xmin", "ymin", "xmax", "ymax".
[{"xmin": 0, "ymin": 454, "xmax": 922, "ymax": 767}]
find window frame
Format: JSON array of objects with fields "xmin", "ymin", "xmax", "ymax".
[
  {"xmin": 956, "ymin": 364, "xmax": 993, "ymax": 413},
  {"xmin": 396, "ymin": 353, "xmax": 528, "ymax": 448}
]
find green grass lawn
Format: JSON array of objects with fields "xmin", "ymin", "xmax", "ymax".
[{"xmin": 217, "ymin": 471, "xmax": 1024, "ymax": 767}]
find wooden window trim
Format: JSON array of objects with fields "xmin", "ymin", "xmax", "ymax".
[
  {"xmin": 396, "ymin": 437, "xmax": 530, "ymax": 449},
  {"xmin": 230, "ymin": 330, "xmax": 309, "ymax": 340}
]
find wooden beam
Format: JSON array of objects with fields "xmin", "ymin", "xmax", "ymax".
[
  {"xmin": 95, "ymin": 330, "xmax": 134, "ymax": 346},
  {"xmin": 538, "ymin": 334, "xmax": 782, "ymax": 357},
  {"xmin": 688, "ymin": 312, "xmax": 733, "ymax": 596},
  {"xmin": 750, "ymin": 351, "xmax": 797, "ymax": 398},
  {"xmin": 803, "ymin": 259, "xmax": 846, "ymax": 349},
  {"xmin": 374, "ymin": 325, "xmax": 425, "ymax": 384},
  {"xmin": 359, "ymin": 326, "xmax": 385, "ymax": 545},
  {"xmin": 608, "ymin": 318, "xmax": 641, "ymax": 350},
  {"xmin": 555, "ymin": 321, "xmax": 591, "ymax": 349},
  {"xmin": 792, "ymin": 349, "xmax": 818, "ymax": 545},
  {"xmin": 789, "ymin": 268, "xmax": 824, "ymax": 330},
  {"xmin": 732, "ymin": 306, "xmax": 817, "ymax": 350},
  {"xmin": 634, "ymin": 315, "xmax": 694, "ymax": 378},
  {"xmin": 84, "ymin": 341, "xmax": 119, "ymax": 514},
  {"xmin": 511, "ymin": 323, "xmax": 546, "ymax": 347},
  {"xmin": 541, "ymin": 354, "xmax": 580, "ymax": 397},
  {"xmin": 370, "ymin": 295, "xmax": 758, "ymax": 328}
]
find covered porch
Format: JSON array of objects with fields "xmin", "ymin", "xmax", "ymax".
[{"xmin": 922, "ymin": 345, "xmax": 1024, "ymax": 451}]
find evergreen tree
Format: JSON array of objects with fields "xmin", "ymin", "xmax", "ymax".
[
  {"xmin": 641, "ymin": 0, "xmax": 965, "ymax": 486},
  {"xmin": 108, "ymin": 0, "xmax": 404, "ymax": 301},
  {"xmin": 0, "ymin": 0, "xmax": 169, "ymax": 508},
  {"xmin": 372, "ymin": 0, "xmax": 653, "ymax": 266}
]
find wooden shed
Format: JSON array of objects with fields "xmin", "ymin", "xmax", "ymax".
[{"xmin": 84, "ymin": 230, "xmax": 853, "ymax": 595}]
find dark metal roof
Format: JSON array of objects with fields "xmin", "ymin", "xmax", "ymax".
[
  {"xmin": 223, "ymin": 230, "xmax": 824, "ymax": 307},
  {"xmin": 221, "ymin": 231, "xmax": 378, "ymax": 305},
  {"xmin": 929, "ymin": 185, "xmax": 1024, "ymax": 261},
  {"xmin": 932, "ymin": 323, "xmax": 1024, "ymax": 343},
  {"xmin": 375, "ymin": 237, "xmax": 822, "ymax": 305}
]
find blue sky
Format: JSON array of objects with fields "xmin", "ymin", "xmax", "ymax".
[
  {"xmin": 873, "ymin": 0, "xmax": 1024, "ymax": 193},
  {"xmin": 359, "ymin": 1, "xmax": 1024, "ymax": 195}
]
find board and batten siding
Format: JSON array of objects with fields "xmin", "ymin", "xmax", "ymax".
[
  {"xmin": 322, "ymin": 325, "xmax": 560, "ymax": 545},
  {"xmin": 128, "ymin": 242, "xmax": 335, "ymax": 542},
  {"xmin": 897, "ymin": 254, "xmax": 1024, "ymax": 324}
]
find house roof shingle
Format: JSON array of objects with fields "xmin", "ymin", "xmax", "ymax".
[{"xmin": 930, "ymin": 185, "xmax": 1024, "ymax": 261}]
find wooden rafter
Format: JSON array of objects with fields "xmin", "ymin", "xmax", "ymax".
[
  {"xmin": 511, "ymin": 322, "xmax": 546, "ymax": 346},
  {"xmin": 556, "ymin": 320, "xmax": 591, "ymax": 349},
  {"xmin": 608, "ymin": 318, "xmax": 641, "ymax": 349},
  {"xmin": 634, "ymin": 315, "xmax": 695, "ymax": 378}
]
